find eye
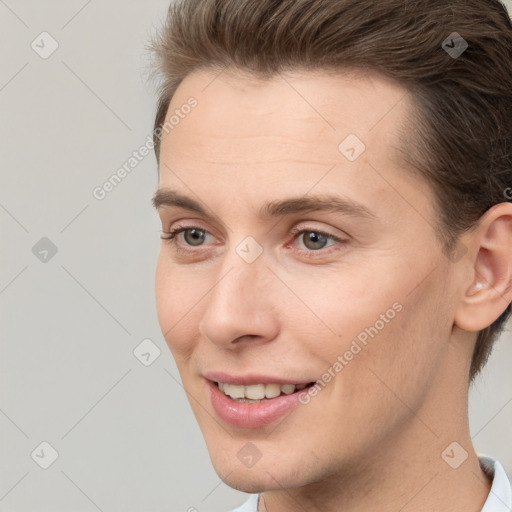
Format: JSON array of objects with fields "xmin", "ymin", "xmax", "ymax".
[
  {"xmin": 160, "ymin": 224, "xmax": 348, "ymax": 257},
  {"xmin": 291, "ymin": 228, "xmax": 340, "ymax": 251},
  {"xmin": 288, "ymin": 226, "xmax": 347, "ymax": 258},
  {"xmin": 160, "ymin": 225, "xmax": 212, "ymax": 248}
]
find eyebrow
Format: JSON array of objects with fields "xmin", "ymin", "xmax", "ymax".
[{"xmin": 152, "ymin": 188, "xmax": 378, "ymax": 221}]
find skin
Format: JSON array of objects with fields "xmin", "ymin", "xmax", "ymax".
[{"xmin": 153, "ymin": 68, "xmax": 512, "ymax": 512}]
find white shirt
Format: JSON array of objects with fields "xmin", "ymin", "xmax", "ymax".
[{"xmin": 227, "ymin": 456, "xmax": 512, "ymax": 512}]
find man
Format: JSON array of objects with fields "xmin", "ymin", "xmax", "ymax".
[{"xmin": 149, "ymin": 1, "xmax": 512, "ymax": 510}]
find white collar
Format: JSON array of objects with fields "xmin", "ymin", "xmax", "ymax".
[{"xmin": 480, "ymin": 456, "xmax": 512, "ymax": 511}]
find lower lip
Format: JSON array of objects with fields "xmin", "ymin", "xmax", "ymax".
[{"xmin": 208, "ymin": 380, "xmax": 307, "ymax": 428}]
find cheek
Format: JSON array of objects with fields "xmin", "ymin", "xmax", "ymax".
[
  {"xmin": 155, "ymin": 256, "xmax": 173, "ymax": 330},
  {"xmin": 285, "ymin": 267, "xmax": 405, "ymax": 356},
  {"xmin": 339, "ymin": 274, "xmax": 451, "ymax": 412},
  {"xmin": 155, "ymin": 256, "xmax": 202, "ymax": 359},
  {"xmin": 296, "ymin": 289, "xmax": 448, "ymax": 453},
  {"xmin": 288, "ymin": 262, "xmax": 447, "ymax": 395}
]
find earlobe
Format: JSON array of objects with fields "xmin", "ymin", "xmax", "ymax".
[{"xmin": 454, "ymin": 203, "xmax": 512, "ymax": 333}]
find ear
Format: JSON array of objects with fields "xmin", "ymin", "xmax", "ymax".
[{"xmin": 454, "ymin": 202, "xmax": 512, "ymax": 332}]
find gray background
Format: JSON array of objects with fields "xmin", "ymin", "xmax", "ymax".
[{"xmin": 1, "ymin": 1, "xmax": 511, "ymax": 511}]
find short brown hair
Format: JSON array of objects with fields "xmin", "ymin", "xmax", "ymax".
[{"xmin": 148, "ymin": 0, "xmax": 512, "ymax": 381}]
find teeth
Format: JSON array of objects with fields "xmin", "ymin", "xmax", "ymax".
[
  {"xmin": 280, "ymin": 384, "xmax": 296, "ymax": 395},
  {"xmin": 217, "ymin": 382, "xmax": 308, "ymax": 400},
  {"xmin": 228, "ymin": 384, "xmax": 245, "ymax": 399},
  {"xmin": 245, "ymin": 384, "xmax": 265, "ymax": 399},
  {"xmin": 265, "ymin": 383, "xmax": 281, "ymax": 398}
]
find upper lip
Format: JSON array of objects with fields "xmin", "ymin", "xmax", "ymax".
[{"xmin": 204, "ymin": 371, "xmax": 315, "ymax": 386}]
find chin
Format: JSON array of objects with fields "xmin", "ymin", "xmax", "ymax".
[
  {"xmin": 210, "ymin": 448, "xmax": 313, "ymax": 494},
  {"xmin": 221, "ymin": 474, "xmax": 267, "ymax": 493},
  {"xmin": 216, "ymin": 466, "xmax": 285, "ymax": 494}
]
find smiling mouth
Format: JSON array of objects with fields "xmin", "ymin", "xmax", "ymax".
[{"xmin": 215, "ymin": 381, "xmax": 316, "ymax": 402}]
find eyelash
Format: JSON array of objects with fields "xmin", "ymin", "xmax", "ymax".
[{"xmin": 160, "ymin": 224, "xmax": 347, "ymax": 259}]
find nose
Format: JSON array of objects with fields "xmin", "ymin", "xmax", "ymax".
[{"xmin": 198, "ymin": 248, "xmax": 280, "ymax": 349}]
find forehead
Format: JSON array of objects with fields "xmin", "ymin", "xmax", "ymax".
[{"xmin": 161, "ymin": 68, "xmax": 412, "ymax": 169}]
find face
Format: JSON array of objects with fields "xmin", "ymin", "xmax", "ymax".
[{"xmin": 154, "ymin": 69, "xmax": 462, "ymax": 492}]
